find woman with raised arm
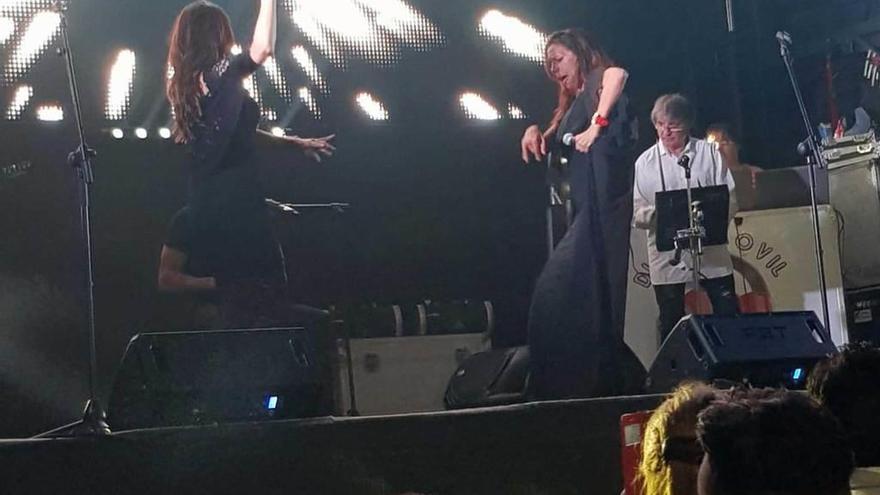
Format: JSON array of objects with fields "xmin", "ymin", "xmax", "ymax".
[
  {"xmin": 520, "ymin": 28, "xmax": 641, "ymax": 399},
  {"xmin": 164, "ymin": 0, "xmax": 335, "ymax": 327}
]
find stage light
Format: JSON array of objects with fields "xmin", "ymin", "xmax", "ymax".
[
  {"xmin": 291, "ymin": 45, "xmax": 327, "ymax": 93},
  {"xmin": 355, "ymin": 91, "xmax": 389, "ymax": 121},
  {"xmin": 157, "ymin": 127, "xmax": 171, "ymax": 139},
  {"xmin": 35, "ymin": 103, "xmax": 62, "ymax": 121},
  {"xmin": 262, "ymin": 56, "xmax": 291, "ymax": 103},
  {"xmin": 0, "ymin": 17, "xmax": 14, "ymax": 44},
  {"xmin": 5, "ymin": 84, "xmax": 32, "ymax": 120},
  {"xmin": 6, "ymin": 10, "xmax": 61, "ymax": 82},
  {"xmin": 105, "ymin": 49, "xmax": 136, "ymax": 121},
  {"xmin": 298, "ymin": 86, "xmax": 320, "ymax": 118},
  {"xmin": 111, "ymin": 128, "xmax": 124, "ymax": 139},
  {"xmin": 459, "ymin": 92, "xmax": 500, "ymax": 120},
  {"xmin": 134, "ymin": 127, "xmax": 147, "ymax": 139},
  {"xmin": 478, "ymin": 9, "xmax": 546, "ymax": 63},
  {"xmin": 508, "ymin": 104, "xmax": 526, "ymax": 120},
  {"xmin": 271, "ymin": 126, "xmax": 285, "ymax": 137},
  {"xmin": 283, "ymin": 0, "xmax": 444, "ymax": 68}
]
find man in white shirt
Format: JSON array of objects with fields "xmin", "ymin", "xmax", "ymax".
[{"xmin": 633, "ymin": 94, "xmax": 739, "ymax": 341}]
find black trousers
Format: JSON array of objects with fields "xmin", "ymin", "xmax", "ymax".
[{"xmin": 653, "ymin": 274, "xmax": 739, "ymax": 342}]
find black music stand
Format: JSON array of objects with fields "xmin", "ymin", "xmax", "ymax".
[{"xmin": 655, "ymin": 185, "xmax": 730, "ymax": 279}]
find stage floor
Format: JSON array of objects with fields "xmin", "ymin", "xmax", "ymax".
[{"xmin": 0, "ymin": 394, "xmax": 663, "ymax": 495}]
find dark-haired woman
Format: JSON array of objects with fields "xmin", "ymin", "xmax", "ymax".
[
  {"xmin": 164, "ymin": 0, "xmax": 334, "ymax": 327},
  {"xmin": 520, "ymin": 29, "xmax": 641, "ymax": 399}
]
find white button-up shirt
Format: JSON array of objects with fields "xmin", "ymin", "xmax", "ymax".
[{"xmin": 633, "ymin": 138, "xmax": 737, "ymax": 285}]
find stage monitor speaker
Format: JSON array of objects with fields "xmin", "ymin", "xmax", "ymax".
[
  {"xmin": 646, "ymin": 312, "xmax": 837, "ymax": 393},
  {"xmin": 107, "ymin": 327, "xmax": 325, "ymax": 431}
]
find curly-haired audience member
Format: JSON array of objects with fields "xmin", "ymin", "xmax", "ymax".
[
  {"xmin": 808, "ymin": 342, "xmax": 880, "ymax": 494},
  {"xmin": 636, "ymin": 382, "xmax": 721, "ymax": 495},
  {"xmin": 696, "ymin": 388, "xmax": 853, "ymax": 495}
]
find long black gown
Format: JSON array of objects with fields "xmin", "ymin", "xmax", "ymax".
[
  {"xmin": 185, "ymin": 54, "xmax": 285, "ymax": 327},
  {"xmin": 527, "ymin": 67, "xmax": 645, "ymax": 399}
]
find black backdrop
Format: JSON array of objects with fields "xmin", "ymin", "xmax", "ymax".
[{"xmin": 0, "ymin": 0, "xmax": 853, "ymax": 436}]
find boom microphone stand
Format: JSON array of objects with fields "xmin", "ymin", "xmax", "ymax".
[
  {"xmin": 776, "ymin": 31, "xmax": 832, "ymax": 336},
  {"xmin": 36, "ymin": 0, "xmax": 109, "ymax": 437}
]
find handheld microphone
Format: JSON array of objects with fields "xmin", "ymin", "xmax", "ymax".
[
  {"xmin": 562, "ymin": 133, "xmax": 575, "ymax": 147},
  {"xmin": 776, "ymin": 31, "xmax": 792, "ymax": 56},
  {"xmin": 775, "ymin": 31, "xmax": 792, "ymax": 46}
]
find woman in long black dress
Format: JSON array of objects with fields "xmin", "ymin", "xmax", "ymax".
[
  {"xmin": 520, "ymin": 29, "xmax": 642, "ymax": 399},
  {"xmin": 165, "ymin": 0, "xmax": 334, "ymax": 327}
]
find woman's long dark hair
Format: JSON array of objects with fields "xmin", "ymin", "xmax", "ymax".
[
  {"xmin": 544, "ymin": 28, "xmax": 615, "ymax": 132},
  {"xmin": 166, "ymin": 1, "xmax": 235, "ymax": 144}
]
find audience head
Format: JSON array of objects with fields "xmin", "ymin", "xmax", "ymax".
[
  {"xmin": 637, "ymin": 382, "xmax": 721, "ymax": 495},
  {"xmin": 696, "ymin": 388, "xmax": 853, "ymax": 495},
  {"xmin": 808, "ymin": 342, "xmax": 880, "ymax": 466},
  {"xmin": 706, "ymin": 122, "xmax": 740, "ymax": 165}
]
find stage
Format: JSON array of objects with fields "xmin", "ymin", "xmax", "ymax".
[{"xmin": 0, "ymin": 394, "xmax": 662, "ymax": 495}]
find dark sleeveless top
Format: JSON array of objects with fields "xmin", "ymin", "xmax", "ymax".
[
  {"xmin": 555, "ymin": 66, "xmax": 635, "ymax": 149},
  {"xmin": 181, "ymin": 53, "xmax": 282, "ymax": 285}
]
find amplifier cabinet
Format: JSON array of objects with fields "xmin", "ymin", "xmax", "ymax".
[
  {"xmin": 829, "ymin": 158, "xmax": 880, "ymax": 289},
  {"xmin": 333, "ymin": 333, "xmax": 490, "ymax": 416}
]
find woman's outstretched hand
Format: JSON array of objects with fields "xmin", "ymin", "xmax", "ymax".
[
  {"xmin": 291, "ymin": 134, "xmax": 336, "ymax": 163},
  {"xmin": 521, "ymin": 125, "xmax": 546, "ymax": 163}
]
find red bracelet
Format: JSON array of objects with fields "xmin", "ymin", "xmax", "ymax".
[{"xmin": 591, "ymin": 112, "xmax": 610, "ymax": 127}]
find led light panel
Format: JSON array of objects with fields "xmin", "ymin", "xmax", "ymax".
[
  {"xmin": 5, "ymin": 83, "xmax": 31, "ymax": 119},
  {"xmin": 105, "ymin": 49, "xmax": 136, "ymax": 121},
  {"xmin": 460, "ymin": 92, "xmax": 500, "ymax": 120},
  {"xmin": 478, "ymin": 9, "xmax": 546, "ymax": 63},
  {"xmin": 35, "ymin": 103, "xmax": 62, "ymax": 121},
  {"xmin": 355, "ymin": 91, "xmax": 388, "ymax": 120}
]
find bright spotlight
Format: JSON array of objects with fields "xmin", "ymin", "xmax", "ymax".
[
  {"xmin": 5, "ymin": 84, "xmax": 32, "ymax": 120},
  {"xmin": 478, "ymin": 9, "xmax": 546, "ymax": 63},
  {"xmin": 291, "ymin": 45, "xmax": 327, "ymax": 93},
  {"xmin": 158, "ymin": 127, "xmax": 171, "ymax": 139},
  {"xmin": 298, "ymin": 86, "xmax": 320, "ymax": 118},
  {"xmin": 6, "ymin": 11, "xmax": 61, "ymax": 81},
  {"xmin": 134, "ymin": 127, "xmax": 148, "ymax": 139},
  {"xmin": 355, "ymin": 92, "xmax": 389, "ymax": 121},
  {"xmin": 262, "ymin": 56, "xmax": 291, "ymax": 102},
  {"xmin": 111, "ymin": 128, "xmax": 124, "ymax": 139},
  {"xmin": 0, "ymin": 17, "xmax": 14, "ymax": 45},
  {"xmin": 271, "ymin": 126, "xmax": 285, "ymax": 137},
  {"xmin": 459, "ymin": 92, "xmax": 501, "ymax": 120},
  {"xmin": 105, "ymin": 49, "xmax": 137, "ymax": 120},
  {"xmin": 508, "ymin": 104, "xmax": 526, "ymax": 120},
  {"xmin": 283, "ymin": 0, "xmax": 445, "ymax": 68},
  {"xmin": 36, "ymin": 104, "xmax": 63, "ymax": 122}
]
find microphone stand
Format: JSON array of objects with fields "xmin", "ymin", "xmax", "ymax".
[
  {"xmin": 265, "ymin": 198, "xmax": 351, "ymax": 215},
  {"xmin": 544, "ymin": 150, "xmax": 572, "ymax": 258},
  {"xmin": 672, "ymin": 155, "xmax": 707, "ymax": 311},
  {"xmin": 777, "ymin": 31, "xmax": 832, "ymax": 336},
  {"xmin": 36, "ymin": 0, "xmax": 109, "ymax": 437},
  {"xmin": 266, "ymin": 197, "xmax": 356, "ymax": 414}
]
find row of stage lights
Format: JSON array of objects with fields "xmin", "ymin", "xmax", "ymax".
[
  {"xmin": 107, "ymin": 93, "xmax": 525, "ymax": 142},
  {"xmin": 108, "ymin": 126, "xmax": 296, "ymax": 140},
  {"xmin": 4, "ymin": 3, "xmax": 544, "ymax": 124}
]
